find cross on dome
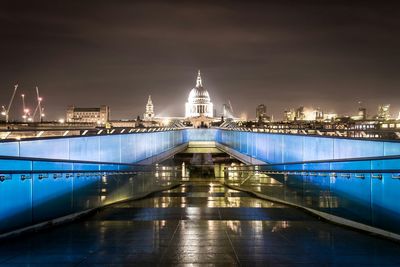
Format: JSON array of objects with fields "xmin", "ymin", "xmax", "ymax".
[
  {"xmin": 196, "ymin": 70, "xmax": 202, "ymax": 87},
  {"xmin": 147, "ymin": 95, "xmax": 152, "ymax": 105}
]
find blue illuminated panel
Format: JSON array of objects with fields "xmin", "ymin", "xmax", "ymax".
[
  {"xmin": 0, "ymin": 130, "xmax": 186, "ymax": 164},
  {"xmin": 186, "ymin": 129, "xmax": 218, "ymax": 141},
  {"xmin": 31, "ymin": 161, "xmax": 74, "ymax": 222},
  {"xmin": 219, "ymin": 129, "xmax": 400, "ymax": 235},
  {"xmin": 218, "ymin": 129, "xmax": 400, "ymax": 163},
  {"xmin": 0, "ymin": 159, "xmax": 32, "ymax": 233},
  {"xmin": 302, "ymin": 136, "xmax": 334, "ymax": 161},
  {"xmin": 72, "ymin": 163, "xmax": 101, "ymax": 211},
  {"xmin": 69, "ymin": 137, "xmax": 100, "ymax": 162},
  {"xmin": 2, "ymin": 128, "xmax": 400, "ymax": 236},
  {"xmin": 20, "ymin": 139, "xmax": 70, "ymax": 160},
  {"xmin": 0, "ymin": 142, "xmax": 19, "ymax": 156},
  {"xmin": 0, "ymin": 129, "xmax": 186, "ymax": 235}
]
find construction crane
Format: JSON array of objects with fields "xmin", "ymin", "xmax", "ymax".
[
  {"xmin": 21, "ymin": 94, "xmax": 29, "ymax": 122},
  {"xmin": 21, "ymin": 93, "xmax": 32, "ymax": 122},
  {"xmin": 228, "ymin": 100, "xmax": 234, "ymax": 115},
  {"xmin": 32, "ymin": 86, "xmax": 45, "ymax": 122},
  {"xmin": 1, "ymin": 84, "xmax": 19, "ymax": 123}
]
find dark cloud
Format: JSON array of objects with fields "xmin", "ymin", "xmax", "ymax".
[{"xmin": 0, "ymin": 0, "xmax": 399, "ymax": 120}]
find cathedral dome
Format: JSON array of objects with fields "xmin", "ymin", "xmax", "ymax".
[
  {"xmin": 185, "ymin": 70, "xmax": 214, "ymax": 118},
  {"xmin": 188, "ymin": 86, "xmax": 211, "ymax": 104}
]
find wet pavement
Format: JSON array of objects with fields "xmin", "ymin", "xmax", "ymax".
[{"xmin": 1, "ymin": 182, "xmax": 400, "ymax": 266}]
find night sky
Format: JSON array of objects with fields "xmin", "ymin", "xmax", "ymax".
[{"xmin": 1, "ymin": 0, "xmax": 399, "ymax": 121}]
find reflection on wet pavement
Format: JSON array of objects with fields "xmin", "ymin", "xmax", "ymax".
[{"xmin": 1, "ymin": 182, "xmax": 400, "ymax": 266}]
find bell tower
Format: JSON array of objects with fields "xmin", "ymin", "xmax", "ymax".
[{"xmin": 143, "ymin": 95, "xmax": 154, "ymax": 121}]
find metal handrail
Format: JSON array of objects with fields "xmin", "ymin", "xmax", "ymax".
[
  {"xmin": 0, "ymin": 127, "xmax": 185, "ymax": 142},
  {"xmin": 0, "ymin": 169, "xmax": 177, "ymax": 175},
  {"xmin": 217, "ymin": 127, "xmax": 400, "ymax": 143},
  {"xmin": 224, "ymin": 153, "xmax": 400, "ymax": 168},
  {"xmin": 0, "ymin": 167, "xmax": 182, "ymax": 182},
  {"xmin": 228, "ymin": 169, "xmax": 400, "ymax": 174},
  {"xmin": 0, "ymin": 155, "xmax": 152, "ymax": 166}
]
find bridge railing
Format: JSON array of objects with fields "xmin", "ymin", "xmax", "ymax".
[
  {"xmin": 224, "ymin": 155, "xmax": 400, "ymax": 236},
  {"xmin": 0, "ymin": 126, "xmax": 182, "ymax": 141},
  {"xmin": 0, "ymin": 156, "xmax": 182, "ymax": 236}
]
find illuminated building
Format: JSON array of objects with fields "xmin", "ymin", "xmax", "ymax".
[
  {"xmin": 377, "ymin": 104, "xmax": 391, "ymax": 120},
  {"xmin": 295, "ymin": 106, "xmax": 306, "ymax": 121},
  {"xmin": 358, "ymin": 107, "xmax": 367, "ymax": 120},
  {"xmin": 185, "ymin": 70, "xmax": 213, "ymax": 118},
  {"xmin": 143, "ymin": 95, "xmax": 155, "ymax": 121},
  {"xmin": 256, "ymin": 104, "xmax": 267, "ymax": 122},
  {"xmin": 315, "ymin": 107, "xmax": 324, "ymax": 121},
  {"xmin": 324, "ymin": 113, "xmax": 338, "ymax": 121},
  {"xmin": 66, "ymin": 105, "xmax": 109, "ymax": 125},
  {"xmin": 284, "ymin": 109, "xmax": 295, "ymax": 122},
  {"xmin": 351, "ymin": 102, "xmax": 367, "ymax": 120}
]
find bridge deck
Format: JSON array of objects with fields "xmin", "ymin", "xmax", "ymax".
[{"xmin": 1, "ymin": 182, "xmax": 400, "ymax": 266}]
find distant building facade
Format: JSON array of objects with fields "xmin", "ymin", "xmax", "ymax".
[
  {"xmin": 377, "ymin": 104, "xmax": 391, "ymax": 120},
  {"xmin": 315, "ymin": 107, "xmax": 324, "ymax": 121},
  {"xmin": 256, "ymin": 104, "xmax": 266, "ymax": 122},
  {"xmin": 295, "ymin": 106, "xmax": 306, "ymax": 121},
  {"xmin": 66, "ymin": 105, "xmax": 109, "ymax": 124},
  {"xmin": 284, "ymin": 109, "xmax": 296, "ymax": 122},
  {"xmin": 351, "ymin": 102, "xmax": 367, "ymax": 121},
  {"xmin": 358, "ymin": 107, "xmax": 367, "ymax": 120},
  {"xmin": 143, "ymin": 95, "xmax": 155, "ymax": 121}
]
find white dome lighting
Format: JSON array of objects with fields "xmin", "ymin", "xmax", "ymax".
[{"xmin": 185, "ymin": 70, "xmax": 213, "ymax": 118}]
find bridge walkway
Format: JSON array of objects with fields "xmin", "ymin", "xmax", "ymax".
[{"xmin": 1, "ymin": 182, "xmax": 400, "ymax": 266}]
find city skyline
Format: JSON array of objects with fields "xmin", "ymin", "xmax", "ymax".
[
  {"xmin": 1, "ymin": 71, "xmax": 399, "ymax": 122},
  {"xmin": 1, "ymin": 1, "xmax": 400, "ymax": 120}
]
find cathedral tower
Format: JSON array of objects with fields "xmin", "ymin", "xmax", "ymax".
[{"xmin": 144, "ymin": 95, "xmax": 154, "ymax": 121}]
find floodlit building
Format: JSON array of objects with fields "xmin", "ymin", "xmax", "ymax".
[
  {"xmin": 66, "ymin": 105, "xmax": 109, "ymax": 125},
  {"xmin": 143, "ymin": 95, "xmax": 155, "ymax": 121},
  {"xmin": 324, "ymin": 113, "xmax": 338, "ymax": 121},
  {"xmin": 284, "ymin": 109, "xmax": 296, "ymax": 122},
  {"xmin": 256, "ymin": 104, "xmax": 267, "ymax": 122},
  {"xmin": 185, "ymin": 70, "xmax": 214, "ymax": 127},
  {"xmin": 351, "ymin": 102, "xmax": 367, "ymax": 121},
  {"xmin": 295, "ymin": 106, "xmax": 306, "ymax": 121},
  {"xmin": 315, "ymin": 107, "xmax": 324, "ymax": 121},
  {"xmin": 377, "ymin": 104, "xmax": 391, "ymax": 120},
  {"xmin": 185, "ymin": 70, "xmax": 213, "ymax": 118},
  {"xmin": 358, "ymin": 107, "xmax": 367, "ymax": 120}
]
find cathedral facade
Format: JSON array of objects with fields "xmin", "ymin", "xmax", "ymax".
[{"xmin": 185, "ymin": 70, "xmax": 213, "ymax": 118}]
